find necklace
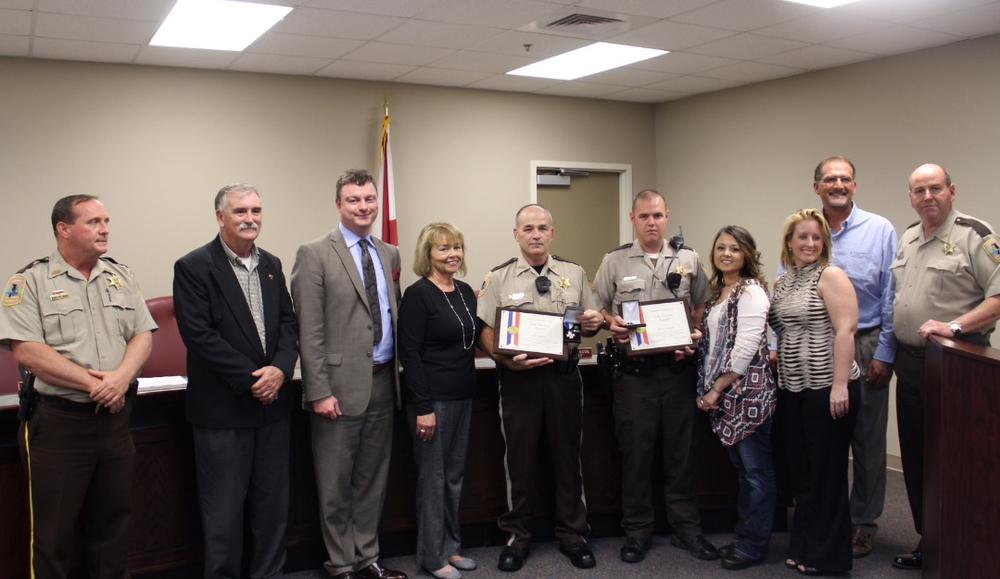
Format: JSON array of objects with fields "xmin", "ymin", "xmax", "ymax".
[{"xmin": 438, "ymin": 281, "xmax": 476, "ymax": 350}]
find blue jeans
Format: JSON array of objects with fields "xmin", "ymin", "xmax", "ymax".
[{"xmin": 726, "ymin": 416, "xmax": 776, "ymax": 561}]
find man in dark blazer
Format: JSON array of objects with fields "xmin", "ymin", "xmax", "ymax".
[
  {"xmin": 173, "ymin": 184, "xmax": 298, "ymax": 579},
  {"xmin": 291, "ymin": 169, "xmax": 405, "ymax": 579}
]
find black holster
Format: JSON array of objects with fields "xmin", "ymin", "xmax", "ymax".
[{"xmin": 17, "ymin": 367, "xmax": 37, "ymax": 421}]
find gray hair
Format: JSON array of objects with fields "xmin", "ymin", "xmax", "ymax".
[{"xmin": 215, "ymin": 184, "xmax": 260, "ymax": 212}]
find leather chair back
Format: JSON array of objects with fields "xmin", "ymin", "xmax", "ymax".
[
  {"xmin": 144, "ymin": 296, "xmax": 188, "ymax": 377},
  {"xmin": 0, "ymin": 347, "xmax": 17, "ymax": 395}
]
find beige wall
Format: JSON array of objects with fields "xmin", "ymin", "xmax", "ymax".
[
  {"xmin": 655, "ymin": 33, "xmax": 1000, "ymax": 459},
  {"xmin": 0, "ymin": 56, "xmax": 656, "ymax": 297}
]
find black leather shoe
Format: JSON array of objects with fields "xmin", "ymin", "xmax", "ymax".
[
  {"xmin": 331, "ymin": 573, "xmax": 358, "ymax": 579},
  {"xmin": 620, "ymin": 536, "xmax": 651, "ymax": 563},
  {"xmin": 891, "ymin": 551, "xmax": 922, "ymax": 570},
  {"xmin": 356, "ymin": 562, "xmax": 407, "ymax": 579},
  {"xmin": 721, "ymin": 551, "xmax": 757, "ymax": 570},
  {"xmin": 670, "ymin": 534, "xmax": 720, "ymax": 561},
  {"xmin": 718, "ymin": 543, "xmax": 736, "ymax": 558},
  {"xmin": 559, "ymin": 542, "xmax": 596, "ymax": 569},
  {"xmin": 498, "ymin": 546, "xmax": 528, "ymax": 572}
]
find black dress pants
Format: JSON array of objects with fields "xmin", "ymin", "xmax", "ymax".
[
  {"xmin": 497, "ymin": 364, "xmax": 587, "ymax": 546},
  {"xmin": 778, "ymin": 382, "xmax": 858, "ymax": 573}
]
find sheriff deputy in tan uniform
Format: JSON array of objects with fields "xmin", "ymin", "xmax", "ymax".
[
  {"xmin": 0, "ymin": 194, "xmax": 156, "ymax": 579},
  {"xmin": 593, "ymin": 189, "xmax": 718, "ymax": 564},
  {"xmin": 476, "ymin": 204, "xmax": 603, "ymax": 573},
  {"xmin": 889, "ymin": 163, "xmax": 1000, "ymax": 571}
]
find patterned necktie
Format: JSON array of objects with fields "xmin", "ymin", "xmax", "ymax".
[{"xmin": 361, "ymin": 239, "xmax": 382, "ymax": 346}]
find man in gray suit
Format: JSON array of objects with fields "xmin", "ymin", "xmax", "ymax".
[{"xmin": 291, "ymin": 169, "xmax": 406, "ymax": 579}]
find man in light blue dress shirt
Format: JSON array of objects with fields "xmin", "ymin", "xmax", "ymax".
[{"xmin": 812, "ymin": 157, "xmax": 898, "ymax": 558}]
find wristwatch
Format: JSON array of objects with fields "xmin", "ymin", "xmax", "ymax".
[{"xmin": 947, "ymin": 320, "xmax": 963, "ymax": 337}]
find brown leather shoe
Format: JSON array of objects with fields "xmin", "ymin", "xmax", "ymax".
[
  {"xmin": 357, "ymin": 562, "xmax": 407, "ymax": 579},
  {"xmin": 330, "ymin": 573, "xmax": 358, "ymax": 579},
  {"xmin": 851, "ymin": 528, "xmax": 873, "ymax": 558}
]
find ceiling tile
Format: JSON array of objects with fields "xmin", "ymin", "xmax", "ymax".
[
  {"xmin": 646, "ymin": 74, "xmax": 742, "ymax": 93},
  {"xmin": 394, "ymin": 66, "xmax": 493, "ymax": 87},
  {"xmin": 35, "ymin": 12, "xmax": 158, "ymax": 44},
  {"xmin": 275, "ymin": 8, "xmax": 404, "ymax": 40},
  {"xmin": 632, "ymin": 50, "xmax": 739, "ymax": 74},
  {"xmin": 315, "ymin": 59, "xmax": 415, "ymax": 80},
  {"xmin": 535, "ymin": 81, "xmax": 622, "ymax": 98},
  {"xmin": 609, "ymin": 19, "xmax": 736, "ymax": 51},
  {"xmin": 32, "ymin": 37, "xmax": 139, "ymax": 62},
  {"xmin": 576, "ymin": 0, "xmax": 718, "ymax": 19},
  {"xmin": 605, "ymin": 86, "xmax": 691, "ymax": 102},
  {"xmin": 306, "ymin": 0, "xmax": 439, "ymax": 18},
  {"xmin": 700, "ymin": 60, "xmax": 805, "ymax": 82},
  {"xmin": 0, "ymin": 8, "xmax": 30, "ymax": 35},
  {"xmin": 37, "ymin": 0, "xmax": 175, "ymax": 21},
  {"xmin": 379, "ymin": 19, "xmax": 504, "ymax": 49},
  {"xmin": 248, "ymin": 32, "xmax": 364, "ymax": 59},
  {"xmin": 428, "ymin": 50, "xmax": 535, "ymax": 73},
  {"xmin": 134, "ymin": 46, "xmax": 241, "ymax": 69},
  {"xmin": 0, "ymin": 33, "xmax": 29, "ymax": 56},
  {"xmin": 687, "ymin": 33, "xmax": 809, "ymax": 60},
  {"xmin": 754, "ymin": 10, "xmax": 891, "ymax": 44},
  {"xmin": 467, "ymin": 73, "xmax": 562, "ymax": 93},
  {"xmin": 342, "ymin": 41, "xmax": 454, "ymax": 66},
  {"xmin": 827, "ymin": 24, "xmax": 962, "ymax": 55},
  {"xmin": 911, "ymin": 2, "xmax": 1000, "ymax": 38},
  {"xmin": 671, "ymin": 0, "xmax": 819, "ymax": 32},
  {"xmin": 837, "ymin": 0, "xmax": 995, "ymax": 25},
  {"xmin": 229, "ymin": 53, "xmax": 331, "ymax": 75},
  {"xmin": 0, "ymin": 0, "xmax": 32, "ymax": 8},
  {"xmin": 472, "ymin": 30, "xmax": 590, "ymax": 58},
  {"xmin": 582, "ymin": 66, "xmax": 677, "ymax": 87},
  {"xmin": 416, "ymin": 0, "xmax": 567, "ymax": 29},
  {"xmin": 759, "ymin": 44, "xmax": 875, "ymax": 69}
]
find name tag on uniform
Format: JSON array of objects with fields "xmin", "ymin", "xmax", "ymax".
[
  {"xmin": 49, "ymin": 289, "xmax": 69, "ymax": 301},
  {"xmin": 622, "ymin": 275, "xmax": 637, "ymax": 282},
  {"xmin": 508, "ymin": 292, "xmax": 525, "ymax": 300}
]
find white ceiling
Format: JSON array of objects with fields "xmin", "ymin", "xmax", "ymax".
[{"xmin": 2, "ymin": 0, "xmax": 999, "ymax": 103}]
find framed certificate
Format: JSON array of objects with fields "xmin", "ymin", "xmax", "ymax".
[
  {"xmin": 494, "ymin": 307, "xmax": 568, "ymax": 361},
  {"xmin": 618, "ymin": 298, "xmax": 693, "ymax": 356}
]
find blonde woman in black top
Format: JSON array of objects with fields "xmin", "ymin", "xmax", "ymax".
[{"xmin": 398, "ymin": 223, "xmax": 481, "ymax": 579}]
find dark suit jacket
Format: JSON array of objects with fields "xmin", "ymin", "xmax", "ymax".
[{"xmin": 173, "ymin": 236, "xmax": 298, "ymax": 428}]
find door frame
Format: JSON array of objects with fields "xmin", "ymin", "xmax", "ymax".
[{"xmin": 529, "ymin": 160, "xmax": 633, "ymax": 245}]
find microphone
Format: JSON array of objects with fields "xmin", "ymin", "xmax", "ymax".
[{"xmin": 669, "ymin": 226, "xmax": 685, "ymax": 252}]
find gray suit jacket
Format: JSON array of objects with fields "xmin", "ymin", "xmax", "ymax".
[{"xmin": 291, "ymin": 227, "xmax": 401, "ymax": 415}]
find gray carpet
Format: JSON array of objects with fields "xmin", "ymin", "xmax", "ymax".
[{"xmin": 289, "ymin": 467, "xmax": 920, "ymax": 578}]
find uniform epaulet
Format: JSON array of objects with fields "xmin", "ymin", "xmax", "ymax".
[
  {"xmin": 680, "ymin": 244, "xmax": 694, "ymax": 251},
  {"xmin": 608, "ymin": 242, "xmax": 632, "ymax": 253},
  {"xmin": 955, "ymin": 216, "xmax": 993, "ymax": 238},
  {"xmin": 100, "ymin": 256, "xmax": 121, "ymax": 265},
  {"xmin": 490, "ymin": 257, "xmax": 517, "ymax": 272},
  {"xmin": 905, "ymin": 221, "xmax": 920, "ymax": 231},
  {"xmin": 551, "ymin": 255, "xmax": 580, "ymax": 266},
  {"xmin": 16, "ymin": 257, "xmax": 48, "ymax": 274}
]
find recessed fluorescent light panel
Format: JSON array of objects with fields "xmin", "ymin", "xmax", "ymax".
[
  {"xmin": 150, "ymin": 0, "xmax": 293, "ymax": 51},
  {"xmin": 507, "ymin": 42, "xmax": 668, "ymax": 81},
  {"xmin": 782, "ymin": 0, "xmax": 861, "ymax": 7}
]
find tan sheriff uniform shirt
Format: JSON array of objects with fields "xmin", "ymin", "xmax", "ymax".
[
  {"xmin": 0, "ymin": 250, "xmax": 157, "ymax": 402},
  {"xmin": 892, "ymin": 210, "xmax": 1000, "ymax": 347},
  {"xmin": 477, "ymin": 255, "xmax": 598, "ymax": 329},
  {"xmin": 593, "ymin": 240, "xmax": 710, "ymax": 316}
]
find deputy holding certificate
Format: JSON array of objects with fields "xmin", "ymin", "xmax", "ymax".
[
  {"xmin": 477, "ymin": 203, "xmax": 603, "ymax": 573},
  {"xmin": 593, "ymin": 189, "xmax": 717, "ymax": 564}
]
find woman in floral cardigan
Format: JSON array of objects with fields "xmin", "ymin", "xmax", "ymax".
[{"xmin": 697, "ymin": 225, "xmax": 777, "ymax": 571}]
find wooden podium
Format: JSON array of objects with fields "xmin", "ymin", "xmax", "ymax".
[{"xmin": 924, "ymin": 336, "xmax": 1000, "ymax": 579}]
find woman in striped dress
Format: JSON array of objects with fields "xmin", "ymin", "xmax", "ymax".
[{"xmin": 768, "ymin": 209, "xmax": 860, "ymax": 576}]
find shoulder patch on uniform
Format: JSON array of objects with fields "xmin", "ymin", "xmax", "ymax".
[
  {"xmin": 983, "ymin": 236, "xmax": 1000, "ymax": 264},
  {"xmin": 551, "ymin": 254, "xmax": 580, "ymax": 266},
  {"xmin": 608, "ymin": 242, "xmax": 632, "ymax": 253},
  {"xmin": 955, "ymin": 216, "xmax": 992, "ymax": 238},
  {"xmin": 3, "ymin": 275, "xmax": 26, "ymax": 307},
  {"xmin": 905, "ymin": 221, "xmax": 920, "ymax": 230},
  {"xmin": 490, "ymin": 257, "xmax": 517, "ymax": 272},
  {"xmin": 16, "ymin": 257, "xmax": 48, "ymax": 274}
]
